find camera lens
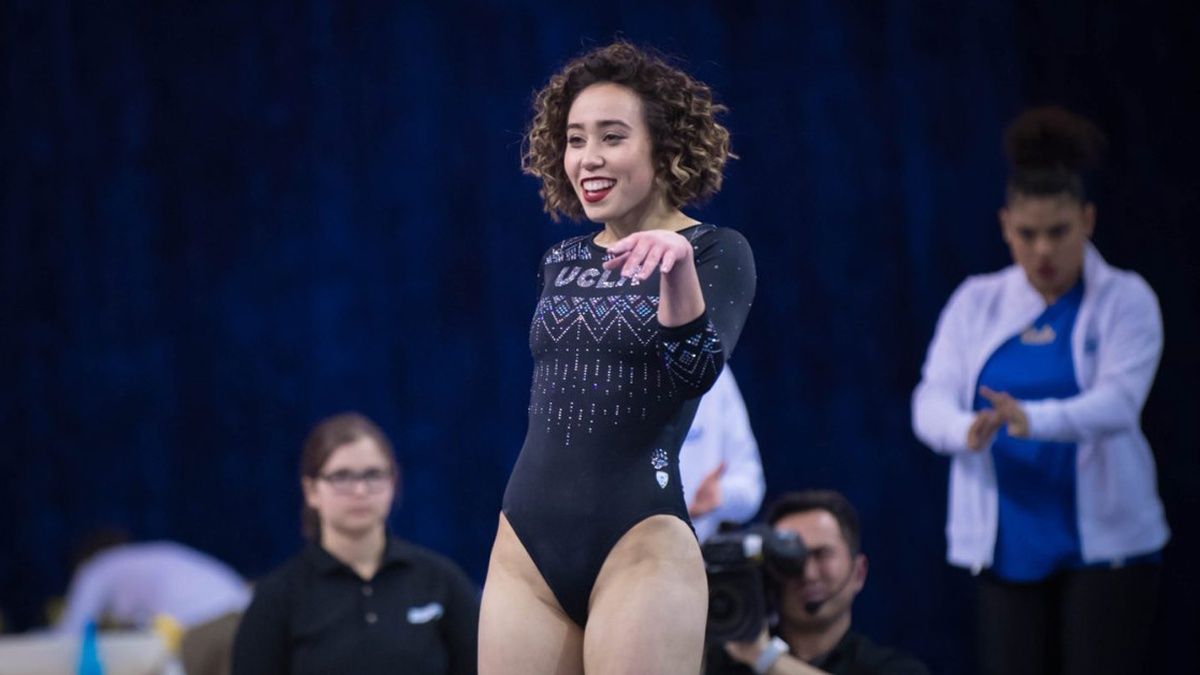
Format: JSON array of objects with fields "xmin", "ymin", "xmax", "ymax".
[
  {"xmin": 702, "ymin": 528, "xmax": 773, "ymax": 644},
  {"xmin": 710, "ymin": 586, "xmax": 739, "ymax": 619},
  {"xmin": 708, "ymin": 583, "xmax": 742, "ymax": 632}
]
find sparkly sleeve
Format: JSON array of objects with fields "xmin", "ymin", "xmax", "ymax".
[
  {"xmin": 657, "ymin": 227, "xmax": 756, "ymax": 397},
  {"xmin": 536, "ymin": 244, "xmax": 552, "ymax": 297}
]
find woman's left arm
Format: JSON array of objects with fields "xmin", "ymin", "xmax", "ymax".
[
  {"xmin": 606, "ymin": 227, "xmax": 756, "ymax": 396},
  {"xmin": 1003, "ymin": 277, "xmax": 1163, "ymax": 442}
]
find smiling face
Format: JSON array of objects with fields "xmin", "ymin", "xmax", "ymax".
[
  {"xmin": 999, "ymin": 194, "xmax": 1095, "ymax": 302},
  {"xmin": 774, "ymin": 510, "xmax": 866, "ymax": 630},
  {"xmin": 302, "ymin": 436, "xmax": 396, "ymax": 541},
  {"xmin": 563, "ymin": 82, "xmax": 661, "ymax": 227}
]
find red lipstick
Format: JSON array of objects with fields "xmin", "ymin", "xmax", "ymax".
[{"xmin": 580, "ymin": 177, "xmax": 615, "ymax": 204}]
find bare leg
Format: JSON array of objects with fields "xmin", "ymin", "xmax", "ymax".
[
  {"xmin": 479, "ymin": 513, "xmax": 584, "ymax": 675},
  {"xmin": 583, "ymin": 515, "xmax": 708, "ymax": 675}
]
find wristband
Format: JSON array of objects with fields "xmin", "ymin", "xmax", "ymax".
[{"xmin": 754, "ymin": 636, "xmax": 790, "ymax": 674}]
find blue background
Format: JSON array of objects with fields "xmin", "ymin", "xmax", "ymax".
[{"xmin": 3, "ymin": 2, "xmax": 1197, "ymax": 671}]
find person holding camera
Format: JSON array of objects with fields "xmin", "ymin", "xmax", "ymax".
[{"xmin": 706, "ymin": 491, "xmax": 928, "ymax": 675}]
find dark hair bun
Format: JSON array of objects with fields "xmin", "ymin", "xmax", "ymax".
[{"xmin": 1004, "ymin": 106, "xmax": 1107, "ymax": 173}]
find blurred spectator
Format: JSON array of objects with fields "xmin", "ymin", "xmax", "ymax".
[
  {"xmin": 911, "ymin": 107, "xmax": 1167, "ymax": 674},
  {"xmin": 57, "ymin": 530, "xmax": 249, "ymax": 675},
  {"xmin": 681, "ymin": 367, "xmax": 766, "ymax": 542},
  {"xmin": 232, "ymin": 412, "xmax": 478, "ymax": 675}
]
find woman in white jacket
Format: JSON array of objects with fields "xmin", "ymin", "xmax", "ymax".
[{"xmin": 912, "ymin": 107, "xmax": 1168, "ymax": 675}]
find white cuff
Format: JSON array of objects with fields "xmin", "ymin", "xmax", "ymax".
[
  {"xmin": 754, "ymin": 636, "xmax": 789, "ymax": 674},
  {"xmin": 1021, "ymin": 398, "xmax": 1059, "ymax": 439}
]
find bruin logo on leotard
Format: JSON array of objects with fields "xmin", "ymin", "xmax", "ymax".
[
  {"xmin": 651, "ymin": 449, "xmax": 668, "ymax": 469},
  {"xmin": 651, "ymin": 449, "xmax": 669, "ymax": 489}
]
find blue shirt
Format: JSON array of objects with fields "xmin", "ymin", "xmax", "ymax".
[{"xmin": 975, "ymin": 281, "xmax": 1084, "ymax": 581}]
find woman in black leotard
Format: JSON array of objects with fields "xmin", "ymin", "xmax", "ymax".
[{"xmin": 479, "ymin": 42, "xmax": 755, "ymax": 674}]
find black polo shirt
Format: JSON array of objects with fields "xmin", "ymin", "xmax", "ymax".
[
  {"xmin": 232, "ymin": 538, "xmax": 478, "ymax": 675},
  {"xmin": 705, "ymin": 630, "xmax": 930, "ymax": 675}
]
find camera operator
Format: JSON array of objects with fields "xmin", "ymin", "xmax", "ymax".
[{"xmin": 706, "ymin": 490, "xmax": 929, "ymax": 675}]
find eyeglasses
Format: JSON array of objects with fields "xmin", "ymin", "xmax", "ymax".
[{"xmin": 317, "ymin": 468, "xmax": 393, "ymax": 495}]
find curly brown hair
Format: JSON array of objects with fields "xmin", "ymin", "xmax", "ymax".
[
  {"xmin": 522, "ymin": 41, "xmax": 734, "ymax": 222},
  {"xmin": 1004, "ymin": 106, "xmax": 1107, "ymax": 204}
]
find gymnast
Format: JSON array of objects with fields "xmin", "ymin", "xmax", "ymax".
[{"xmin": 478, "ymin": 41, "xmax": 756, "ymax": 674}]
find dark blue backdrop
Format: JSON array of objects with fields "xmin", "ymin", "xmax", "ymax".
[{"xmin": 3, "ymin": 2, "xmax": 1197, "ymax": 672}]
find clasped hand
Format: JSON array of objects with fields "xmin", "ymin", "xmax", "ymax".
[{"xmin": 967, "ymin": 386, "xmax": 1030, "ymax": 451}]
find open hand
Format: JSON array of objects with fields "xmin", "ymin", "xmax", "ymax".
[
  {"xmin": 967, "ymin": 409, "xmax": 1002, "ymax": 451},
  {"xmin": 601, "ymin": 229, "xmax": 693, "ymax": 281},
  {"xmin": 688, "ymin": 461, "xmax": 725, "ymax": 517}
]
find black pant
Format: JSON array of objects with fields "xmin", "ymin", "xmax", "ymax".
[{"xmin": 978, "ymin": 563, "xmax": 1160, "ymax": 675}]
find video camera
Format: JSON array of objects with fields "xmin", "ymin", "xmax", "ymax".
[{"xmin": 701, "ymin": 524, "xmax": 808, "ymax": 643}]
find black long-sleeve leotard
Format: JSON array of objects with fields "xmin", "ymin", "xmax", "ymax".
[{"xmin": 502, "ymin": 223, "xmax": 755, "ymax": 626}]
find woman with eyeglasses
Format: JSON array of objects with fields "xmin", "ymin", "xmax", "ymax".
[{"xmin": 232, "ymin": 412, "xmax": 479, "ymax": 675}]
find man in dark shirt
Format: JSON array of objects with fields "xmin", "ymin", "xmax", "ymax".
[{"xmin": 707, "ymin": 490, "xmax": 929, "ymax": 675}]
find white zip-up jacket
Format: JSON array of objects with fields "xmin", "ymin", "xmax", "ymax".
[
  {"xmin": 912, "ymin": 243, "xmax": 1169, "ymax": 571},
  {"xmin": 680, "ymin": 368, "xmax": 765, "ymax": 542}
]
